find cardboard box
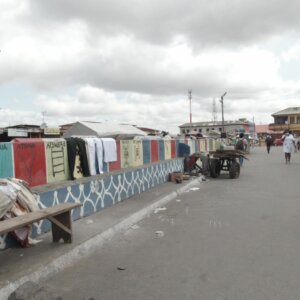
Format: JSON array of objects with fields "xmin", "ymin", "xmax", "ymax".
[{"xmin": 169, "ymin": 172, "xmax": 183, "ymax": 182}]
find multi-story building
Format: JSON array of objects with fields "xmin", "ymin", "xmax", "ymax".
[
  {"xmin": 179, "ymin": 119, "xmax": 255, "ymax": 137},
  {"xmin": 269, "ymin": 107, "xmax": 300, "ymax": 136}
]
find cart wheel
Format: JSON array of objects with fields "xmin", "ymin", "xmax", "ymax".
[
  {"xmin": 229, "ymin": 161, "xmax": 240, "ymax": 179},
  {"xmin": 210, "ymin": 159, "xmax": 221, "ymax": 178}
]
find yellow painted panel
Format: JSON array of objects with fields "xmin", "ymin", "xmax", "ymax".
[
  {"xmin": 121, "ymin": 140, "xmax": 134, "ymax": 169},
  {"xmin": 132, "ymin": 140, "xmax": 143, "ymax": 167},
  {"xmin": 44, "ymin": 138, "xmax": 70, "ymax": 183},
  {"xmin": 200, "ymin": 139, "xmax": 206, "ymax": 152},
  {"xmin": 164, "ymin": 140, "xmax": 171, "ymax": 160}
]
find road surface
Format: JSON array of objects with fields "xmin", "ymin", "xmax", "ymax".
[{"xmin": 43, "ymin": 146, "xmax": 300, "ymax": 300}]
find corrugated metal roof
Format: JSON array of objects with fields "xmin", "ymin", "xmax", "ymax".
[
  {"xmin": 272, "ymin": 107, "xmax": 300, "ymax": 116},
  {"xmin": 179, "ymin": 120, "xmax": 249, "ymax": 127}
]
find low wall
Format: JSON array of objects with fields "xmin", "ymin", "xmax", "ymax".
[
  {"xmin": 0, "ymin": 158, "xmax": 184, "ymax": 250},
  {"xmin": 0, "ymin": 137, "xmax": 220, "ymax": 188}
]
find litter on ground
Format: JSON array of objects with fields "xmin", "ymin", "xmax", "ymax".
[
  {"xmin": 154, "ymin": 207, "xmax": 167, "ymax": 214},
  {"xmin": 155, "ymin": 230, "xmax": 165, "ymax": 237}
]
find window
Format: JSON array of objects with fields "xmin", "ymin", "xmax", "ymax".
[
  {"xmin": 219, "ymin": 128, "xmax": 222, "ymax": 132},
  {"xmin": 211, "ymin": 128, "xmax": 215, "ymax": 131},
  {"xmin": 297, "ymin": 116, "xmax": 300, "ymax": 124},
  {"xmin": 198, "ymin": 128, "xmax": 202, "ymax": 133},
  {"xmin": 206, "ymin": 128, "xmax": 209, "ymax": 132},
  {"xmin": 187, "ymin": 129, "xmax": 190, "ymax": 133},
  {"xmin": 290, "ymin": 116, "xmax": 295, "ymax": 124},
  {"xmin": 182, "ymin": 129, "xmax": 186, "ymax": 134}
]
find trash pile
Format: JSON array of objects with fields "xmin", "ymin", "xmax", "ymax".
[{"xmin": 0, "ymin": 178, "xmax": 40, "ymax": 247}]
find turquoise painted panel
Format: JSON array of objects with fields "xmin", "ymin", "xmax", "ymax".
[
  {"xmin": 0, "ymin": 142, "xmax": 14, "ymax": 178},
  {"xmin": 142, "ymin": 140, "xmax": 151, "ymax": 164},
  {"xmin": 158, "ymin": 140, "xmax": 165, "ymax": 161}
]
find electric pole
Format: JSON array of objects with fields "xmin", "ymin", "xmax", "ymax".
[
  {"xmin": 212, "ymin": 98, "xmax": 217, "ymax": 123},
  {"xmin": 188, "ymin": 90, "xmax": 192, "ymax": 124},
  {"xmin": 219, "ymin": 92, "xmax": 227, "ymax": 133}
]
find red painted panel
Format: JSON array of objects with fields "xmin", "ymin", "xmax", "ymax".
[
  {"xmin": 171, "ymin": 140, "xmax": 176, "ymax": 158},
  {"xmin": 109, "ymin": 141, "xmax": 121, "ymax": 172},
  {"xmin": 13, "ymin": 138, "xmax": 47, "ymax": 187},
  {"xmin": 151, "ymin": 140, "xmax": 159, "ymax": 162}
]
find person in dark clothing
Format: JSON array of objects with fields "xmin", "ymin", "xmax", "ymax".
[
  {"xmin": 265, "ymin": 134, "xmax": 273, "ymax": 154},
  {"xmin": 235, "ymin": 133, "xmax": 246, "ymax": 166}
]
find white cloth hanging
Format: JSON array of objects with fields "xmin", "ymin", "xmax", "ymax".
[
  {"xmin": 84, "ymin": 138, "xmax": 97, "ymax": 176},
  {"xmin": 101, "ymin": 138, "xmax": 117, "ymax": 163},
  {"xmin": 95, "ymin": 138, "xmax": 104, "ymax": 173}
]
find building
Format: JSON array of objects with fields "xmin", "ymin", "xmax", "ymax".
[
  {"xmin": 0, "ymin": 124, "xmax": 61, "ymax": 142},
  {"xmin": 269, "ymin": 107, "xmax": 300, "ymax": 136},
  {"xmin": 179, "ymin": 119, "xmax": 255, "ymax": 138},
  {"xmin": 255, "ymin": 124, "xmax": 275, "ymax": 139}
]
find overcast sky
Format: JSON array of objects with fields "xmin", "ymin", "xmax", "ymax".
[{"xmin": 1, "ymin": 0, "xmax": 300, "ymax": 134}]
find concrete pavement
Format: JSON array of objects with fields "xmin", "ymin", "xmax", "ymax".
[{"xmin": 0, "ymin": 175, "xmax": 203, "ymax": 299}]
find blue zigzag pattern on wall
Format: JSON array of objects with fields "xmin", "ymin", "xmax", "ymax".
[{"xmin": 0, "ymin": 159, "xmax": 183, "ymax": 250}]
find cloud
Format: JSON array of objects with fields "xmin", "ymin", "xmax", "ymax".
[
  {"xmin": 27, "ymin": 0, "xmax": 300, "ymax": 46},
  {"xmin": 1, "ymin": 0, "xmax": 300, "ymax": 134}
]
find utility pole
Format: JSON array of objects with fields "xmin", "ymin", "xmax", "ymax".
[
  {"xmin": 219, "ymin": 92, "xmax": 227, "ymax": 133},
  {"xmin": 188, "ymin": 90, "xmax": 192, "ymax": 124},
  {"xmin": 212, "ymin": 98, "xmax": 217, "ymax": 123}
]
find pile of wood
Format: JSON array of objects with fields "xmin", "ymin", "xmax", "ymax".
[{"xmin": 209, "ymin": 149, "xmax": 248, "ymax": 159}]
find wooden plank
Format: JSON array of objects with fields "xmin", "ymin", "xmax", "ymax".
[
  {"xmin": 0, "ymin": 202, "xmax": 82, "ymax": 235},
  {"xmin": 48, "ymin": 216, "xmax": 72, "ymax": 235}
]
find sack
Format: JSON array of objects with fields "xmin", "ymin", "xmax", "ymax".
[{"xmin": 235, "ymin": 139, "xmax": 244, "ymax": 151}]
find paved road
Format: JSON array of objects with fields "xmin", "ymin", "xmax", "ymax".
[{"xmin": 43, "ymin": 146, "xmax": 300, "ymax": 300}]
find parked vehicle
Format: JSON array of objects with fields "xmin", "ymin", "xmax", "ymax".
[{"xmin": 274, "ymin": 138, "xmax": 283, "ymax": 146}]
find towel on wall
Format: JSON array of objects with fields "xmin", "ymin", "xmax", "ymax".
[
  {"xmin": 95, "ymin": 138, "xmax": 104, "ymax": 174},
  {"xmin": 101, "ymin": 138, "xmax": 117, "ymax": 163},
  {"xmin": 84, "ymin": 138, "xmax": 97, "ymax": 176}
]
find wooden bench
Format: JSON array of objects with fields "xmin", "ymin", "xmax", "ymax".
[{"xmin": 0, "ymin": 202, "xmax": 82, "ymax": 244}]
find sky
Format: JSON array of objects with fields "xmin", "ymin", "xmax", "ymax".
[{"xmin": 1, "ymin": 0, "xmax": 300, "ymax": 134}]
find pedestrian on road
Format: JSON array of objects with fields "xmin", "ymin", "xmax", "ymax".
[
  {"xmin": 281, "ymin": 130, "xmax": 295, "ymax": 164},
  {"xmin": 235, "ymin": 133, "xmax": 246, "ymax": 166},
  {"xmin": 265, "ymin": 134, "xmax": 273, "ymax": 154}
]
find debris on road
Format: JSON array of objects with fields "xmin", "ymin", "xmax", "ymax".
[
  {"xmin": 154, "ymin": 207, "xmax": 167, "ymax": 214},
  {"xmin": 155, "ymin": 230, "xmax": 165, "ymax": 237},
  {"xmin": 131, "ymin": 224, "xmax": 140, "ymax": 230}
]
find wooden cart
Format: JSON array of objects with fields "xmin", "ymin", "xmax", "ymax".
[{"xmin": 208, "ymin": 149, "xmax": 247, "ymax": 179}]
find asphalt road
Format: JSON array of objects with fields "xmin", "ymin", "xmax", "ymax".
[{"xmin": 43, "ymin": 145, "xmax": 300, "ymax": 300}]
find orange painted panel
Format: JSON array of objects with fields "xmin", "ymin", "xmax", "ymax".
[
  {"xmin": 151, "ymin": 140, "xmax": 159, "ymax": 162},
  {"xmin": 171, "ymin": 140, "xmax": 176, "ymax": 158},
  {"xmin": 109, "ymin": 141, "xmax": 121, "ymax": 172},
  {"xmin": 13, "ymin": 138, "xmax": 47, "ymax": 187}
]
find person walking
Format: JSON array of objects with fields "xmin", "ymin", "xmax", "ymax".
[
  {"xmin": 281, "ymin": 130, "xmax": 295, "ymax": 164},
  {"xmin": 265, "ymin": 134, "xmax": 273, "ymax": 154}
]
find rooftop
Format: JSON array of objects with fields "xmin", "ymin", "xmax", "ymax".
[{"xmin": 272, "ymin": 107, "xmax": 300, "ymax": 117}]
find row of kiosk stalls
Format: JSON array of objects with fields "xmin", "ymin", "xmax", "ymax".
[{"xmin": 0, "ymin": 136, "xmax": 221, "ymax": 188}]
